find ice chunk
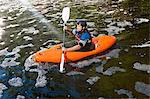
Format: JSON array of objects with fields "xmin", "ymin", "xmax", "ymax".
[
  {"xmin": 133, "ymin": 62, "xmax": 150, "ymax": 73},
  {"xmin": 135, "ymin": 81, "xmax": 150, "ymax": 96},
  {"xmin": 103, "ymin": 67, "xmax": 126, "ymax": 76},
  {"xmin": 0, "ymin": 83, "xmax": 7, "ymax": 98},
  {"xmin": 66, "ymin": 71, "xmax": 84, "ymax": 76},
  {"xmin": 115, "ymin": 89, "xmax": 133, "ymax": 98},
  {"xmin": 86, "ymin": 76, "xmax": 100, "ymax": 85},
  {"xmin": 8, "ymin": 77, "xmax": 23, "ymax": 87}
]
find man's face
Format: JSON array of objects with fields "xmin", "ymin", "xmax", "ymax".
[{"xmin": 77, "ymin": 24, "xmax": 83, "ymax": 32}]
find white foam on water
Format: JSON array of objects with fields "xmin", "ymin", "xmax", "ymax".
[
  {"xmin": 66, "ymin": 71, "xmax": 84, "ymax": 76},
  {"xmin": 22, "ymin": 27, "xmax": 39, "ymax": 35},
  {"xmin": 69, "ymin": 58, "xmax": 102, "ymax": 68},
  {"xmin": 135, "ymin": 18, "xmax": 149, "ymax": 24},
  {"xmin": 24, "ymin": 54, "xmax": 39, "ymax": 71},
  {"xmin": 0, "ymin": 47, "xmax": 9, "ymax": 56},
  {"xmin": 86, "ymin": 76, "xmax": 100, "ymax": 85},
  {"xmin": 8, "ymin": 77, "xmax": 23, "ymax": 87},
  {"xmin": 0, "ymin": 44, "xmax": 34, "ymax": 68},
  {"xmin": 23, "ymin": 36, "xmax": 33, "ymax": 41},
  {"xmin": 4, "ymin": 24, "xmax": 20, "ymax": 29},
  {"xmin": 103, "ymin": 19, "xmax": 133, "ymax": 35},
  {"xmin": 0, "ymin": 83, "xmax": 8, "ymax": 98},
  {"xmin": 115, "ymin": 89, "xmax": 133, "ymax": 98},
  {"xmin": 102, "ymin": 67, "xmax": 126, "ymax": 76},
  {"xmin": 102, "ymin": 26, "xmax": 125, "ymax": 35},
  {"xmin": 0, "ymin": 41, "xmax": 5, "ymax": 45},
  {"xmin": 133, "ymin": 62, "xmax": 150, "ymax": 73},
  {"xmin": 131, "ymin": 41, "xmax": 150, "ymax": 48},
  {"xmin": 0, "ymin": 17, "xmax": 5, "ymax": 39},
  {"xmin": 29, "ymin": 68, "xmax": 47, "ymax": 88},
  {"xmin": 18, "ymin": 0, "xmax": 59, "ymax": 35},
  {"xmin": 135, "ymin": 81, "xmax": 150, "ymax": 96},
  {"xmin": 16, "ymin": 95, "xmax": 25, "ymax": 99},
  {"xmin": 105, "ymin": 49, "xmax": 121, "ymax": 58}
]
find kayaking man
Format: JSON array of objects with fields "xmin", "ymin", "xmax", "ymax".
[{"xmin": 63, "ymin": 20, "xmax": 95, "ymax": 52}]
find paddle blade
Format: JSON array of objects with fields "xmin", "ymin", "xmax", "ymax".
[
  {"xmin": 60, "ymin": 53, "xmax": 65, "ymax": 72},
  {"xmin": 62, "ymin": 7, "xmax": 70, "ymax": 23}
]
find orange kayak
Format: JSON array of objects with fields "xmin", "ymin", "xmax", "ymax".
[{"xmin": 33, "ymin": 35, "xmax": 116, "ymax": 63}]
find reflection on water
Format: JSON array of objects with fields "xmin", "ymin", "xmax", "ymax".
[{"xmin": 0, "ymin": 0, "xmax": 149, "ymax": 98}]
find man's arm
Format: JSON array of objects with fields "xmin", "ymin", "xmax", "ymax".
[
  {"xmin": 64, "ymin": 26, "xmax": 73, "ymax": 35},
  {"xmin": 65, "ymin": 45, "xmax": 81, "ymax": 52}
]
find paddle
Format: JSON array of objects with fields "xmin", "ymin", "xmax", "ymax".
[{"xmin": 59, "ymin": 7, "xmax": 70, "ymax": 73}]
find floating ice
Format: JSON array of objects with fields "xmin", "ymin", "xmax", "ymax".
[
  {"xmin": 133, "ymin": 62, "xmax": 150, "ymax": 73},
  {"xmin": 66, "ymin": 71, "xmax": 84, "ymax": 76},
  {"xmin": 135, "ymin": 18, "xmax": 149, "ymax": 24},
  {"xmin": 115, "ymin": 89, "xmax": 133, "ymax": 98},
  {"xmin": 135, "ymin": 81, "xmax": 150, "ymax": 96},
  {"xmin": 0, "ymin": 83, "xmax": 8, "ymax": 98},
  {"xmin": 103, "ymin": 67, "xmax": 126, "ymax": 76},
  {"xmin": 8, "ymin": 77, "xmax": 23, "ymax": 87},
  {"xmin": 23, "ymin": 36, "xmax": 33, "ymax": 41},
  {"xmin": 86, "ymin": 76, "xmax": 100, "ymax": 85},
  {"xmin": 16, "ymin": 95, "xmax": 25, "ymax": 99}
]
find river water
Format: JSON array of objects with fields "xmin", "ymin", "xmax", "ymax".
[{"xmin": 0, "ymin": 0, "xmax": 149, "ymax": 98}]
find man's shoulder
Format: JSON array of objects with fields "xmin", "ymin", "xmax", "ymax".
[{"xmin": 81, "ymin": 32, "xmax": 90, "ymax": 40}]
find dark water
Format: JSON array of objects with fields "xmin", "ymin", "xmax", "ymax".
[{"xmin": 0, "ymin": 0, "xmax": 149, "ymax": 98}]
